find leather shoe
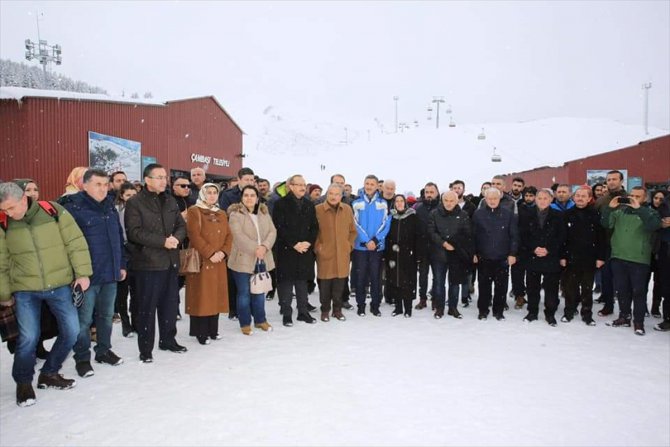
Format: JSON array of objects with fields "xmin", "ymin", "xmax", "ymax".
[{"xmin": 158, "ymin": 342, "xmax": 188, "ymax": 353}]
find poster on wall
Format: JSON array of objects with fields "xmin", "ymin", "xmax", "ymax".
[
  {"xmin": 88, "ymin": 131, "xmax": 142, "ymax": 181},
  {"xmin": 586, "ymin": 169, "xmax": 628, "ymax": 188}
]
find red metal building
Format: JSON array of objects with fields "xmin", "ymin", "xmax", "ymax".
[
  {"xmin": 501, "ymin": 134, "xmax": 670, "ymax": 191},
  {"xmin": 0, "ymin": 88, "xmax": 244, "ymax": 200}
]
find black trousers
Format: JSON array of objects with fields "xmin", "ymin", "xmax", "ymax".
[
  {"xmin": 319, "ymin": 278, "xmax": 346, "ymax": 313},
  {"xmin": 115, "ymin": 272, "xmax": 137, "ymax": 331},
  {"xmin": 658, "ymin": 243, "xmax": 670, "ymax": 320},
  {"xmin": 189, "ymin": 315, "xmax": 219, "ymax": 338},
  {"xmin": 418, "ymin": 256, "xmax": 432, "ymax": 300},
  {"xmin": 227, "ymin": 269, "xmax": 238, "ymax": 318},
  {"xmin": 563, "ymin": 266, "xmax": 595, "ymax": 320},
  {"xmin": 510, "ymin": 262, "xmax": 526, "ymax": 297},
  {"xmin": 476, "ymin": 259, "xmax": 509, "ymax": 316},
  {"xmin": 134, "ymin": 267, "xmax": 179, "ymax": 356},
  {"xmin": 526, "ymin": 270, "xmax": 560, "ymax": 318},
  {"xmin": 278, "ymin": 279, "xmax": 309, "ymax": 317}
]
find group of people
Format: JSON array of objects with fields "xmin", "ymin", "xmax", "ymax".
[{"xmin": 0, "ymin": 165, "xmax": 669, "ymax": 408}]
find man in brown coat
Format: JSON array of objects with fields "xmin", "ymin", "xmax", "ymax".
[{"xmin": 314, "ymin": 184, "xmax": 357, "ymax": 321}]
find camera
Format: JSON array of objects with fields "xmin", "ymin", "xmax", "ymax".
[{"xmin": 618, "ymin": 197, "xmax": 631, "ymax": 204}]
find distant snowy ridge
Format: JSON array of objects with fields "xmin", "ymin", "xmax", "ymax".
[{"xmin": 244, "ymin": 113, "xmax": 668, "ymax": 194}]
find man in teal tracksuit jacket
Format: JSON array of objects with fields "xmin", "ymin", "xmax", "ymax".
[{"xmin": 351, "ymin": 175, "xmax": 391, "ymax": 317}]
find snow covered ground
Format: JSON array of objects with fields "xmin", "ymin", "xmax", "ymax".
[{"xmin": 0, "ymin": 287, "xmax": 668, "ymax": 447}]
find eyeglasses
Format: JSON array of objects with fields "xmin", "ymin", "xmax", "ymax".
[
  {"xmin": 175, "ymin": 184, "xmax": 190, "ymax": 189},
  {"xmin": 148, "ymin": 176, "xmax": 167, "ymax": 180},
  {"xmin": 291, "ymin": 183, "xmax": 306, "ymax": 187}
]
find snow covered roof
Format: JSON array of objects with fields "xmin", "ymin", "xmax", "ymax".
[
  {"xmin": 0, "ymin": 86, "xmax": 244, "ymax": 133},
  {"xmin": 0, "ymin": 86, "xmax": 167, "ymax": 106}
]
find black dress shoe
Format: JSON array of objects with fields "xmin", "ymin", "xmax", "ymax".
[
  {"xmin": 297, "ymin": 313, "xmax": 317, "ymax": 324},
  {"xmin": 306, "ymin": 303, "xmax": 317, "ymax": 312},
  {"xmin": 139, "ymin": 353, "xmax": 153, "ymax": 363},
  {"xmin": 342, "ymin": 302, "xmax": 353, "ymax": 310},
  {"xmin": 282, "ymin": 315, "xmax": 293, "ymax": 327},
  {"xmin": 159, "ymin": 343, "xmax": 188, "ymax": 353}
]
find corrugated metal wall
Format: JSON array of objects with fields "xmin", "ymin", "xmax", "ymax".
[
  {"xmin": 0, "ymin": 96, "xmax": 243, "ymax": 200},
  {"xmin": 502, "ymin": 134, "xmax": 670, "ymax": 189}
]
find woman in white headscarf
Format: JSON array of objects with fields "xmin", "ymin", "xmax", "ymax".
[{"xmin": 185, "ymin": 183, "xmax": 233, "ymax": 345}]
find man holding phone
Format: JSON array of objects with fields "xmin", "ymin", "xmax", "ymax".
[
  {"xmin": 601, "ymin": 186, "xmax": 661, "ymax": 335},
  {"xmin": 0, "ymin": 182, "xmax": 92, "ymax": 407}
]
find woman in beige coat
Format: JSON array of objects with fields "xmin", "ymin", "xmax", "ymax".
[
  {"xmin": 227, "ymin": 185, "xmax": 277, "ymax": 335},
  {"xmin": 185, "ymin": 183, "xmax": 233, "ymax": 345}
]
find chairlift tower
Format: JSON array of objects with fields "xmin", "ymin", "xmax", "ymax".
[
  {"xmin": 432, "ymin": 96, "xmax": 445, "ymax": 129},
  {"xmin": 642, "ymin": 82, "xmax": 652, "ymax": 135},
  {"xmin": 24, "ymin": 12, "xmax": 62, "ymax": 76}
]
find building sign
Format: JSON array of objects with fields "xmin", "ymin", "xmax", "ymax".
[
  {"xmin": 191, "ymin": 153, "xmax": 230, "ymax": 167},
  {"xmin": 89, "ymin": 131, "xmax": 142, "ymax": 181},
  {"xmin": 586, "ymin": 169, "xmax": 628, "ymax": 188}
]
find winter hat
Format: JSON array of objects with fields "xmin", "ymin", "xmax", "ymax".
[{"xmin": 309, "ymin": 184, "xmax": 322, "ymax": 195}]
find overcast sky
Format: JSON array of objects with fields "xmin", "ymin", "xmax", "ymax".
[{"xmin": 1, "ymin": 1, "xmax": 668, "ymax": 132}]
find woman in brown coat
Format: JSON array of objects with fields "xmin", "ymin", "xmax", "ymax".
[
  {"xmin": 185, "ymin": 183, "xmax": 233, "ymax": 345},
  {"xmin": 314, "ymin": 184, "xmax": 357, "ymax": 322},
  {"xmin": 227, "ymin": 185, "xmax": 277, "ymax": 335}
]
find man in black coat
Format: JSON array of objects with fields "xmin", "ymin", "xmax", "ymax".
[
  {"xmin": 561, "ymin": 187, "xmax": 605, "ymax": 325},
  {"xmin": 518, "ymin": 189, "xmax": 566, "ymax": 326},
  {"xmin": 427, "ymin": 191, "xmax": 474, "ymax": 319},
  {"xmin": 124, "ymin": 164, "xmax": 187, "ymax": 362},
  {"xmin": 472, "ymin": 187, "xmax": 519, "ymax": 321},
  {"xmin": 413, "ymin": 182, "xmax": 440, "ymax": 310},
  {"xmin": 272, "ymin": 175, "xmax": 319, "ymax": 326}
]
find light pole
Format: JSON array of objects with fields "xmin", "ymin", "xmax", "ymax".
[
  {"xmin": 393, "ymin": 96, "xmax": 399, "ymax": 133},
  {"xmin": 642, "ymin": 82, "xmax": 652, "ymax": 135},
  {"xmin": 24, "ymin": 12, "xmax": 62, "ymax": 76},
  {"xmin": 432, "ymin": 96, "xmax": 445, "ymax": 129}
]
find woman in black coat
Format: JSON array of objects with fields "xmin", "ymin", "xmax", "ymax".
[
  {"xmin": 518, "ymin": 189, "xmax": 566, "ymax": 326},
  {"xmin": 385, "ymin": 195, "xmax": 418, "ymax": 317}
]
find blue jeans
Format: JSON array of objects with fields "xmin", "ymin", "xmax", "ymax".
[
  {"xmin": 353, "ymin": 250, "xmax": 383, "ymax": 309},
  {"xmin": 231, "ymin": 270, "xmax": 267, "ymax": 327},
  {"xmin": 12, "ymin": 285, "xmax": 79, "ymax": 384},
  {"xmin": 73, "ymin": 282, "xmax": 117, "ymax": 362}
]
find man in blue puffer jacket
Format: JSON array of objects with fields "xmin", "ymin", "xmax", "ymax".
[
  {"xmin": 63, "ymin": 169, "xmax": 127, "ymax": 378},
  {"xmin": 351, "ymin": 175, "xmax": 391, "ymax": 317}
]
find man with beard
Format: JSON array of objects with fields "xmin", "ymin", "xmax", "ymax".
[
  {"xmin": 512, "ymin": 186, "xmax": 537, "ymax": 309},
  {"xmin": 450, "ymin": 180, "xmax": 475, "ymax": 307},
  {"xmin": 414, "ymin": 182, "xmax": 440, "ymax": 310},
  {"xmin": 594, "ymin": 170, "xmax": 627, "ymax": 316},
  {"xmin": 509, "ymin": 177, "xmax": 525, "ymax": 202}
]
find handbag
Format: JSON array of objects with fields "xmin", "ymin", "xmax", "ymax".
[
  {"xmin": 179, "ymin": 248, "xmax": 201, "ymax": 274},
  {"xmin": 0, "ymin": 302, "xmax": 19, "ymax": 343},
  {"xmin": 179, "ymin": 207, "xmax": 202, "ymax": 275},
  {"xmin": 250, "ymin": 260, "xmax": 273, "ymax": 294}
]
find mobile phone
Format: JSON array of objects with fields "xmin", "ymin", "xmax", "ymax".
[
  {"xmin": 618, "ymin": 197, "xmax": 631, "ymax": 204},
  {"xmin": 72, "ymin": 284, "xmax": 84, "ymax": 308}
]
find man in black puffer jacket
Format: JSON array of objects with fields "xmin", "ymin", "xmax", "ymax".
[
  {"xmin": 413, "ymin": 182, "xmax": 440, "ymax": 310},
  {"xmin": 125, "ymin": 164, "xmax": 187, "ymax": 363}
]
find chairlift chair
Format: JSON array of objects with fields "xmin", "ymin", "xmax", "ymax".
[{"xmin": 491, "ymin": 147, "xmax": 502, "ymax": 162}]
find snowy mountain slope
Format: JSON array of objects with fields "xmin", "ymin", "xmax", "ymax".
[{"xmin": 243, "ymin": 114, "xmax": 668, "ymax": 194}]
